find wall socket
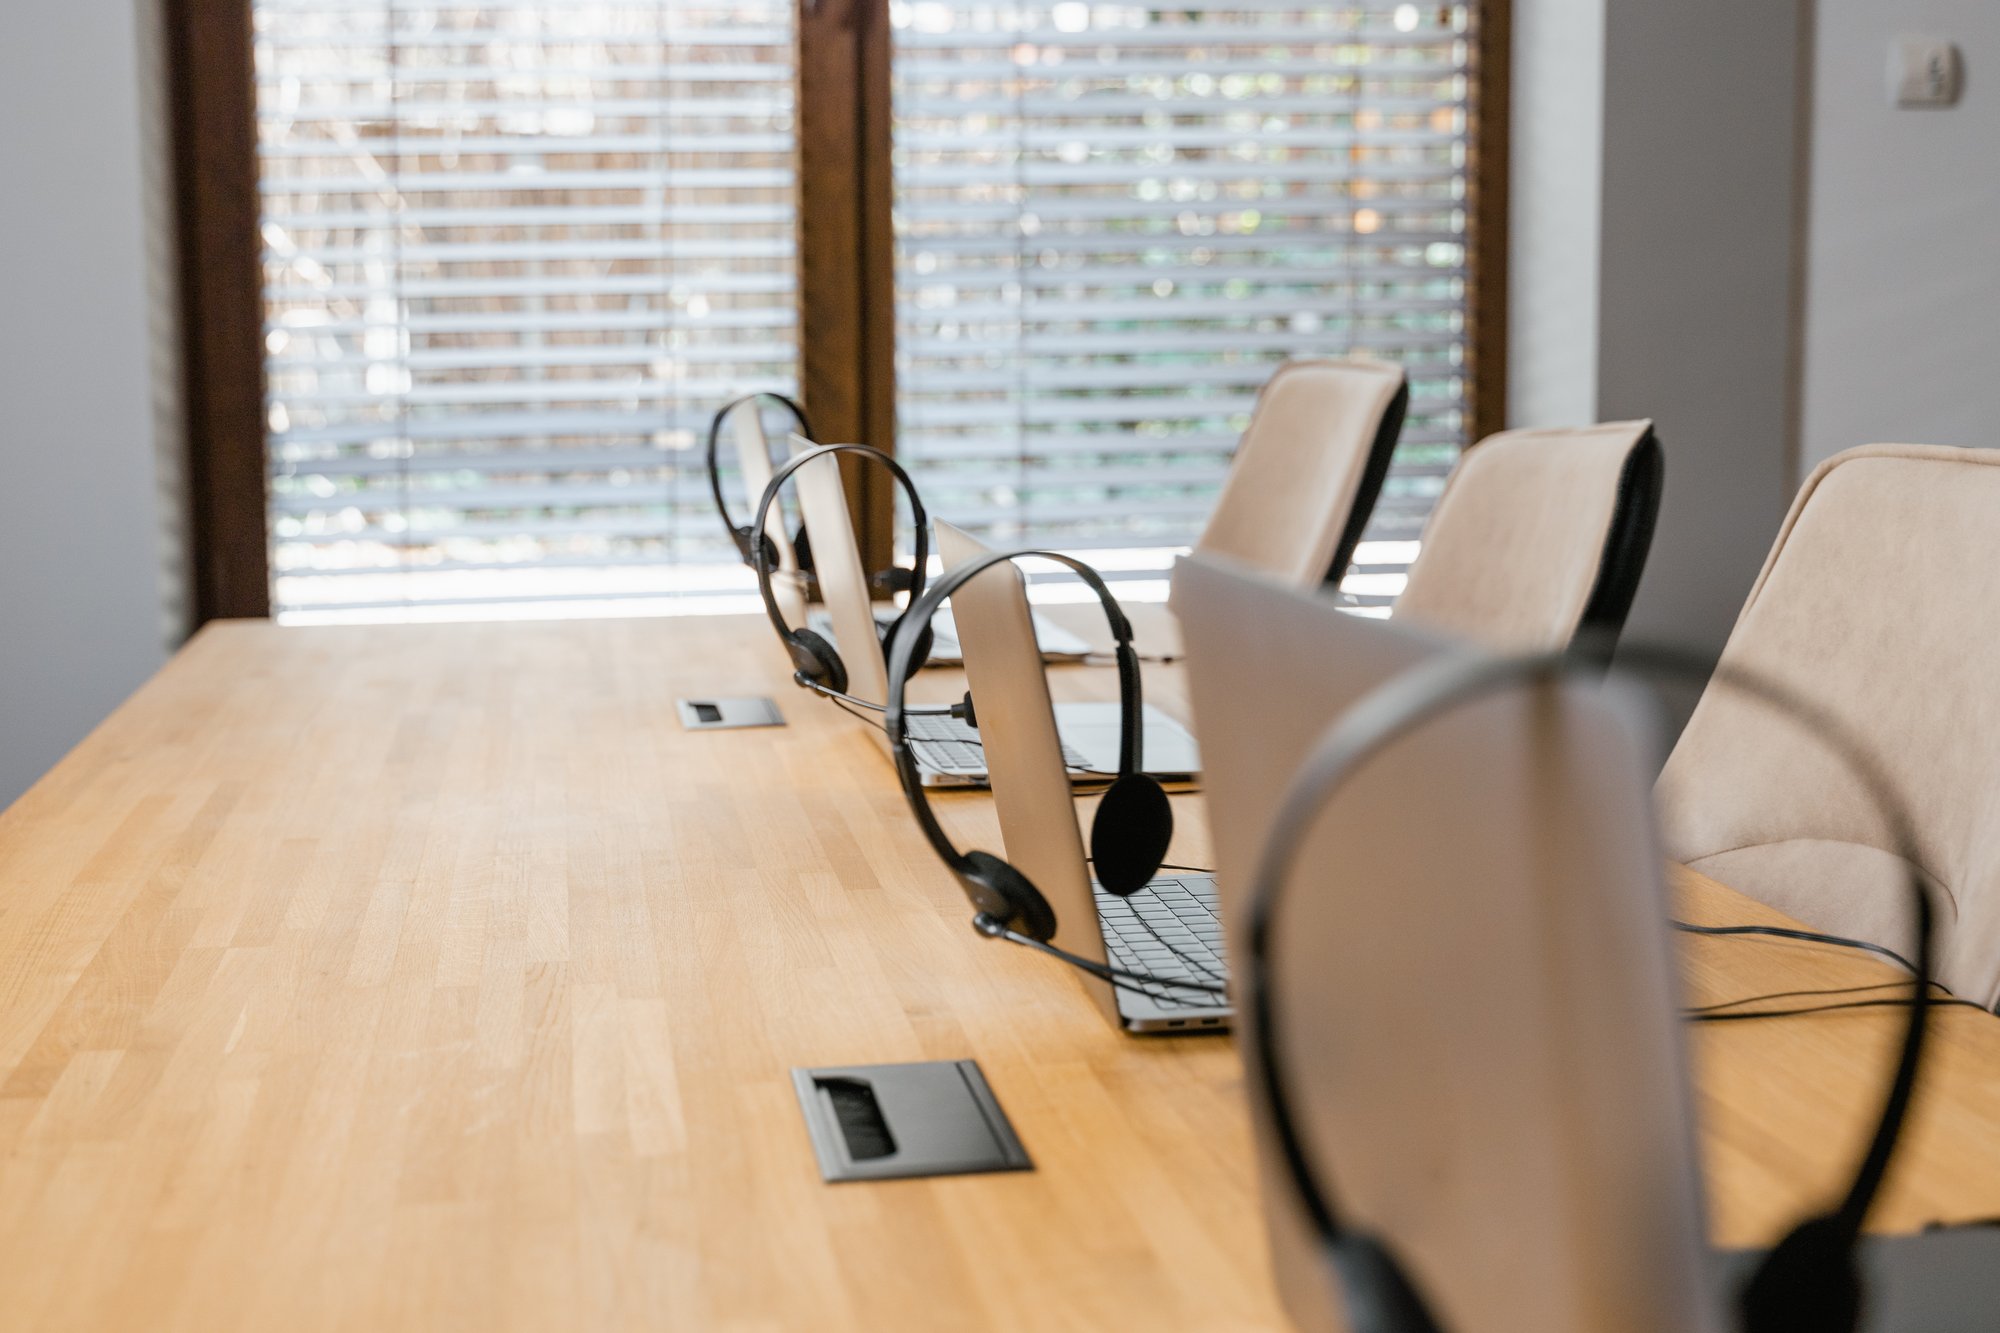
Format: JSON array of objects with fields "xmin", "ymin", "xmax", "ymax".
[{"xmin": 1890, "ymin": 37, "xmax": 1963, "ymax": 108}]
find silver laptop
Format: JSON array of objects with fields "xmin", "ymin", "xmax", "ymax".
[
  {"xmin": 1180, "ymin": 553, "xmax": 2000, "ymax": 1332},
  {"xmin": 929, "ymin": 523, "xmax": 1200, "ymax": 787},
  {"xmin": 727, "ymin": 401, "xmax": 811, "ymax": 621},
  {"xmin": 788, "ymin": 453, "xmax": 1199, "ymax": 787},
  {"xmin": 769, "ymin": 432, "xmax": 1091, "ymax": 667},
  {"xmin": 942, "ymin": 528, "xmax": 1225, "ymax": 1032},
  {"xmin": 807, "ymin": 603, "xmax": 1093, "ymax": 666},
  {"xmin": 1176, "ymin": 552, "xmax": 1719, "ymax": 1333}
]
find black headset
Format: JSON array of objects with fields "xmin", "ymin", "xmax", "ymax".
[
  {"xmin": 1244, "ymin": 640, "xmax": 1935, "ymax": 1333},
  {"xmin": 709, "ymin": 393, "xmax": 926, "ymax": 602},
  {"xmin": 752, "ymin": 443, "xmax": 937, "ymax": 701},
  {"xmin": 706, "ymin": 392, "xmax": 815, "ymax": 571},
  {"xmin": 884, "ymin": 550, "xmax": 1219, "ymax": 1000}
]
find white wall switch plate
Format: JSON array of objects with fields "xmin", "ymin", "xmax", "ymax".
[{"xmin": 1889, "ymin": 37, "xmax": 1963, "ymax": 107}]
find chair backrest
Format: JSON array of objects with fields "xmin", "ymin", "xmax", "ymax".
[
  {"xmin": 1394, "ymin": 421, "xmax": 1663, "ymax": 652},
  {"xmin": 1194, "ymin": 358, "xmax": 1408, "ymax": 588},
  {"xmin": 1656, "ymin": 444, "xmax": 2000, "ymax": 1006}
]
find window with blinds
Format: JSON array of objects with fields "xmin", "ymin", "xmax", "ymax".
[
  {"xmin": 892, "ymin": 1, "xmax": 1479, "ymax": 607},
  {"xmin": 255, "ymin": 0, "xmax": 796, "ymax": 622}
]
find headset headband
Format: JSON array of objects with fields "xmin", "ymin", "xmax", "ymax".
[
  {"xmin": 706, "ymin": 392, "xmax": 811, "ymax": 564},
  {"xmin": 883, "ymin": 548, "xmax": 1143, "ymax": 883},
  {"xmin": 750, "ymin": 442, "xmax": 932, "ymax": 651},
  {"xmin": 1244, "ymin": 638, "xmax": 1935, "ymax": 1333}
]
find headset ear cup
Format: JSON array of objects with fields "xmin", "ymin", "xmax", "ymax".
[
  {"xmin": 1325, "ymin": 1233, "xmax": 1448, "ymax": 1333},
  {"xmin": 1090, "ymin": 773, "xmax": 1174, "ymax": 896},
  {"xmin": 1739, "ymin": 1215, "xmax": 1862, "ymax": 1333},
  {"xmin": 880, "ymin": 619, "xmax": 935, "ymax": 680},
  {"xmin": 786, "ymin": 627, "xmax": 846, "ymax": 695},
  {"xmin": 963, "ymin": 849, "xmax": 1057, "ymax": 942}
]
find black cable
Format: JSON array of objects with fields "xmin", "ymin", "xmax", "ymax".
[
  {"xmin": 1241, "ymin": 640, "xmax": 1940, "ymax": 1305},
  {"xmin": 983, "ymin": 917, "xmax": 1228, "ymax": 1001},
  {"xmin": 1673, "ymin": 919, "xmax": 1918, "ymax": 976},
  {"xmin": 799, "ymin": 677, "xmax": 960, "ymax": 718},
  {"xmin": 852, "ymin": 702, "xmax": 1226, "ymax": 992},
  {"xmin": 1085, "ymin": 861, "xmax": 1229, "ymax": 986},
  {"xmin": 995, "ymin": 852, "xmax": 1225, "ymax": 989},
  {"xmin": 827, "ymin": 696, "xmax": 891, "ymax": 734},
  {"xmin": 1018, "ymin": 936, "xmax": 1207, "ymax": 1008},
  {"xmin": 1071, "ymin": 871, "xmax": 1226, "ymax": 988},
  {"xmin": 1119, "ymin": 889, "xmax": 1227, "ymax": 987},
  {"xmin": 1687, "ymin": 980, "xmax": 1953, "ymax": 1015},
  {"xmin": 1690, "ymin": 996, "xmax": 1987, "ymax": 1024}
]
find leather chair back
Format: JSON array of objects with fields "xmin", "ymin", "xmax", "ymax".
[
  {"xmin": 1394, "ymin": 421, "xmax": 1663, "ymax": 651},
  {"xmin": 1657, "ymin": 444, "xmax": 2000, "ymax": 1006},
  {"xmin": 1195, "ymin": 358, "xmax": 1408, "ymax": 587}
]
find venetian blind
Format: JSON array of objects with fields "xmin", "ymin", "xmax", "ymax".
[
  {"xmin": 254, "ymin": 0, "xmax": 797, "ymax": 621},
  {"xmin": 891, "ymin": 1, "xmax": 1482, "ymax": 606}
]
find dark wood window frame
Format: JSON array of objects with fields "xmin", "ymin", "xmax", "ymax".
[
  {"xmin": 166, "ymin": 0, "xmax": 1508, "ymax": 627},
  {"xmin": 166, "ymin": 0, "xmax": 271, "ymax": 621},
  {"xmin": 797, "ymin": 0, "xmax": 899, "ymax": 579},
  {"xmin": 1472, "ymin": 0, "xmax": 1512, "ymax": 449}
]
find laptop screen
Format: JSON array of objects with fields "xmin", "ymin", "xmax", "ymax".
[
  {"xmin": 789, "ymin": 440, "xmax": 891, "ymax": 708},
  {"xmin": 1174, "ymin": 553, "xmax": 1714, "ymax": 1333}
]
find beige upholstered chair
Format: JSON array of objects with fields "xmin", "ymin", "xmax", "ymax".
[
  {"xmin": 1107, "ymin": 357, "xmax": 1408, "ymax": 658},
  {"xmin": 1392, "ymin": 420, "xmax": 1663, "ymax": 652},
  {"xmin": 1194, "ymin": 357, "xmax": 1408, "ymax": 588},
  {"xmin": 1656, "ymin": 444, "xmax": 2000, "ymax": 1006}
]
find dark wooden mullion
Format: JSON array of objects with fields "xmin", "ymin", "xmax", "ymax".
[
  {"xmin": 796, "ymin": 0, "xmax": 898, "ymax": 577},
  {"xmin": 1469, "ymin": 0, "xmax": 1513, "ymax": 444},
  {"xmin": 166, "ymin": 0, "xmax": 271, "ymax": 622}
]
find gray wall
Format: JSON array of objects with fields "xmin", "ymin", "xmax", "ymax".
[
  {"xmin": 1508, "ymin": 0, "xmax": 1808, "ymax": 658},
  {"xmin": 0, "ymin": 1, "xmax": 175, "ymax": 808},
  {"xmin": 1506, "ymin": 0, "xmax": 1605, "ymax": 431},
  {"xmin": 1596, "ymin": 0, "xmax": 1807, "ymax": 654},
  {"xmin": 1799, "ymin": 1, "xmax": 1998, "ymax": 471}
]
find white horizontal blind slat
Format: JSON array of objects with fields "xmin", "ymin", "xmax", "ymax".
[
  {"xmin": 892, "ymin": 0, "xmax": 1481, "ymax": 600},
  {"xmin": 255, "ymin": 1, "xmax": 797, "ymax": 620}
]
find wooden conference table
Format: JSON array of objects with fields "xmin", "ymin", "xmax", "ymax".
[{"xmin": 2, "ymin": 616, "xmax": 1999, "ymax": 1331}]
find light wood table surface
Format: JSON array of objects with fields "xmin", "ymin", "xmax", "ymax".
[{"xmin": 2, "ymin": 616, "xmax": 1998, "ymax": 1331}]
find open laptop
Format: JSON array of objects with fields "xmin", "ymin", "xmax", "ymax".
[
  {"xmin": 941, "ymin": 528, "xmax": 1226, "ymax": 1032},
  {"xmin": 789, "ymin": 450, "xmax": 1198, "ymax": 786},
  {"xmin": 1179, "ymin": 551, "xmax": 1712, "ymax": 1333},
  {"xmin": 928, "ymin": 522, "xmax": 1200, "ymax": 787},
  {"xmin": 765, "ymin": 434, "xmax": 1091, "ymax": 665},
  {"xmin": 727, "ymin": 398, "xmax": 809, "ymax": 623},
  {"xmin": 808, "ymin": 606, "xmax": 1092, "ymax": 668},
  {"xmin": 858, "ymin": 605, "xmax": 1093, "ymax": 667},
  {"xmin": 1176, "ymin": 553, "xmax": 2000, "ymax": 1333}
]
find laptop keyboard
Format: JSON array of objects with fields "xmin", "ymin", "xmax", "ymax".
[
  {"xmin": 1095, "ymin": 876, "xmax": 1230, "ymax": 1010},
  {"xmin": 905, "ymin": 711, "xmax": 1088, "ymax": 775}
]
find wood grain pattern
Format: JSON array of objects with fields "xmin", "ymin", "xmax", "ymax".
[
  {"xmin": 2, "ymin": 616, "xmax": 1997, "ymax": 1331},
  {"xmin": 1677, "ymin": 869, "xmax": 2000, "ymax": 1244}
]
